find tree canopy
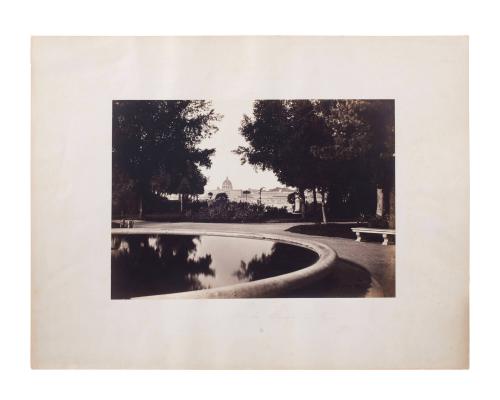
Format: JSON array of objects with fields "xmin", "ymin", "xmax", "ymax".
[
  {"xmin": 214, "ymin": 192, "xmax": 229, "ymax": 203},
  {"xmin": 235, "ymin": 99, "xmax": 395, "ymax": 222},
  {"xmin": 112, "ymin": 100, "xmax": 221, "ymax": 215}
]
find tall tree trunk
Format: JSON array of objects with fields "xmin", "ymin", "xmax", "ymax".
[
  {"xmin": 299, "ymin": 188, "xmax": 306, "ymax": 219},
  {"xmin": 312, "ymin": 188, "xmax": 318, "ymax": 214},
  {"xmin": 388, "ymin": 183, "xmax": 395, "ymax": 229},
  {"xmin": 376, "ymin": 187, "xmax": 384, "ymax": 217},
  {"xmin": 320, "ymin": 190, "xmax": 327, "ymax": 224},
  {"xmin": 138, "ymin": 194, "xmax": 143, "ymax": 219}
]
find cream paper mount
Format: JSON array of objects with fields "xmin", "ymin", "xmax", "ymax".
[{"xmin": 31, "ymin": 36, "xmax": 468, "ymax": 369}]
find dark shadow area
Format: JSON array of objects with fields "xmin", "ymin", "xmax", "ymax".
[
  {"xmin": 286, "ymin": 223, "xmax": 366, "ymax": 240},
  {"xmin": 283, "ymin": 258, "xmax": 373, "ymax": 298},
  {"xmin": 234, "ymin": 243, "xmax": 319, "ymax": 282},
  {"xmin": 111, "ymin": 234, "xmax": 320, "ymax": 299},
  {"xmin": 111, "ymin": 235, "xmax": 214, "ymax": 299}
]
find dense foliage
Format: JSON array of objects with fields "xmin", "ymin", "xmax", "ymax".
[
  {"xmin": 191, "ymin": 201, "xmax": 290, "ymax": 222},
  {"xmin": 112, "ymin": 100, "xmax": 221, "ymax": 217},
  {"xmin": 138, "ymin": 198, "xmax": 292, "ymax": 223},
  {"xmin": 235, "ymin": 100, "xmax": 395, "ymax": 224}
]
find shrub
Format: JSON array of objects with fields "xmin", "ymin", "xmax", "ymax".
[
  {"xmin": 214, "ymin": 192, "xmax": 229, "ymax": 203},
  {"xmin": 140, "ymin": 200, "xmax": 293, "ymax": 223},
  {"xmin": 367, "ymin": 214, "xmax": 389, "ymax": 229},
  {"xmin": 185, "ymin": 201, "xmax": 291, "ymax": 223},
  {"xmin": 264, "ymin": 205, "xmax": 290, "ymax": 219}
]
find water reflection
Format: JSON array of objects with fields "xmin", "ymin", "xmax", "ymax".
[
  {"xmin": 111, "ymin": 234, "xmax": 318, "ymax": 299},
  {"xmin": 111, "ymin": 235, "xmax": 214, "ymax": 299},
  {"xmin": 234, "ymin": 243, "xmax": 319, "ymax": 281}
]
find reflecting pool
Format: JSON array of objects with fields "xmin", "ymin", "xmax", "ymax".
[{"xmin": 111, "ymin": 234, "xmax": 318, "ymax": 299}]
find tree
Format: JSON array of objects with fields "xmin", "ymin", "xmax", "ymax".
[
  {"xmin": 287, "ymin": 192, "xmax": 300, "ymax": 213},
  {"xmin": 235, "ymin": 99, "xmax": 395, "ymax": 225},
  {"xmin": 175, "ymin": 164, "xmax": 208, "ymax": 213},
  {"xmin": 112, "ymin": 100, "xmax": 222, "ymax": 217},
  {"xmin": 235, "ymin": 100, "xmax": 326, "ymax": 218},
  {"xmin": 214, "ymin": 192, "xmax": 229, "ymax": 203},
  {"xmin": 309, "ymin": 100, "xmax": 374, "ymax": 223},
  {"xmin": 112, "ymin": 168, "xmax": 136, "ymax": 217},
  {"xmin": 312, "ymin": 100, "xmax": 395, "ymax": 225},
  {"xmin": 242, "ymin": 190, "xmax": 251, "ymax": 201}
]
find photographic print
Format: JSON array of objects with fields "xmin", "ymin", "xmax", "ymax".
[
  {"xmin": 32, "ymin": 37, "xmax": 467, "ymax": 369},
  {"xmin": 111, "ymin": 99, "xmax": 395, "ymax": 299}
]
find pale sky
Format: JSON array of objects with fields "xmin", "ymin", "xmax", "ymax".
[{"xmin": 199, "ymin": 99, "xmax": 283, "ymax": 191}]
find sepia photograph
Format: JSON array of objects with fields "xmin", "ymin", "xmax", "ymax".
[
  {"xmin": 111, "ymin": 99, "xmax": 395, "ymax": 299},
  {"xmin": 5, "ymin": 0, "xmax": 496, "ymax": 392},
  {"xmin": 31, "ymin": 35, "xmax": 468, "ymax": 370}
]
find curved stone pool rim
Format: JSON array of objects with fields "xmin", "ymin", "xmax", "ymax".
[{"xmin": 111, "ymin": 228, "xmax": 338, "ymax": 299}]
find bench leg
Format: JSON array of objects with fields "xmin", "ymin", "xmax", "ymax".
[
  {"xmin": 382, "ymin": 234, "xmax": 388, "ymax": 246},
  {"xmin": 111, "ymin": 237, "xmax": 121, "ymax": 250},
  {"xmin": 355, "ymin": 232, "xmax": 362, "ymax": 242}
]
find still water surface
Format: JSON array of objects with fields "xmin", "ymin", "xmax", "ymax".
[{"xmin": 111, "ymin": 234, "xmax": 318, "ymax": 299}]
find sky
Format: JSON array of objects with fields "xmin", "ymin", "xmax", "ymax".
[{"xmin": 199, "ymin": 99, "xmax": 283, "ymax": 191}]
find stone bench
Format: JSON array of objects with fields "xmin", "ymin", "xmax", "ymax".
[{"xmin": 351, "ymin": 227, "xmax": 396, "ymax": 245}]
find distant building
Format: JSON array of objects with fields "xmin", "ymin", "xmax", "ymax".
[
  {"xmin": 221, "ymin": 177, "xmax": 233, "ymax": 191},
  {"xmin": 201, "ymin": 177, "xmax": 312, "ymax": 212},
  {"xmin": 208, "ymin": 177, "xmax": 243, "ymax": 202},
  {"xmin": 165, "ymin": 177, "xmax": 314, "ymax": 212}
]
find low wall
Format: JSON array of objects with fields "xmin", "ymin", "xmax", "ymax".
[{"xmin": 111, "ymin": 228, "xmax": 338, "ymax": 299}]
